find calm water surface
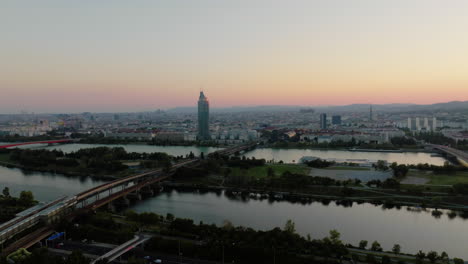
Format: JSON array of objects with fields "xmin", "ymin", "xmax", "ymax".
[
  {"xmin": 130, "ymin": 190, "xmax": 468, "ymax": 259},
  {"xmin": 2, "ymin": 142, "xmax": 446, "ymax": 166},
  {"xmin": 245, "ymin": 148, "xmax": 447, "ymax": 165},
  {"xmin": 0, "ymin": 166, "xmax": 106, "ymax": 201},
  {"xmin": 0, "ymin": 143, "xmax": 461, "ymax": 257}
]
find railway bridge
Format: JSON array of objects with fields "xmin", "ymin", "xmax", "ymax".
[{"xmin": 0, "ymin": 141, "xmax": 258, "ymax": 256}]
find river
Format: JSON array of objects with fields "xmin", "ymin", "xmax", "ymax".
[
  {"xmin": 34, "ymin": 143, "xmax": 447, "ymax": 166},
  {"xmin": 0, "ymin": 166, "xmax": 106, "ymax": 201},
  {"xmin": 245, "ymin": 148, "xmax": 447, "ymax": 165},
  {"xmin": 0, "ymin": 143, "xmax": 460, "ymax": 258},
  {"xmin": 130, "ymin": 190, "xmax": 468, "ymax": 259}
]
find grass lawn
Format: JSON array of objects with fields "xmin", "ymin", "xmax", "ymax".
[
  {"xmin": 228, "ymin": 164, "xmax": 310, "ymax": 179},
  {"xmin": 0, "ymin": 153, "xmax": 11, "ymax": 163},
  {"xmin": 407, "ymin": 170, "xmax": 468, "ymax": 185}
]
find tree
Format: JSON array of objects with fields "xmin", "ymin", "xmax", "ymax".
[
  {"xmin": 18, "ymin": 191, "xmax": 34, "ymax": 206},
  {"xmin": 392, "ymin": 244, "xmax": 401, "ymax": 255},
  {"xmin": 162, "ymin": 160, "xmax": 172, "ymax": 173},
  {"xmin": 440, "ymin": 252, "xmax": 449, "ymax": 264},
  {"xmin": 427, "ymin": 251, "xmax": 438, "ymax": 263},
  {"xmin": 224, "ymin": 168, "xmax": 232, "ymax": 179},
  {"xmin": 2, "ymin": 187, "xmax": 10, "ymax": 198},
  {"xmin": 166, "ymin": 213, "xmax": 175, "ymax": 222},
  {"xmin": 371, "ymin": 241, "xmax": 383, "ymax": 252},
  {"xmin": 67, "ymin": 250, "xmax": 90, "ymax": 264},
  {"xmin": 454, "ymin": 258, "xmax": 464, "ymax": 264},
  {"xmin": 359, "ymin": 240, "xmax": 368, "ymax": 249},
  {"xmin": 284, "ymin": 219, "xmax": 296, "ymax": 234},
  {"xmin": 200, "ymin": 152, "xmax": 205, "ymax": 159},
  {"xmin": 328, "ymin": 229, "xmax": 342, "ymax": 245},
  {"xmin": 416, "ymin": 250, "xmax": 426, "ymax": 261}
]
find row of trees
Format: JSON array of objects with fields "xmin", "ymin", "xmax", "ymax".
[
  {"xmin": 8, "ymin": 147, "xmax": 174, "ymax": 175},
  {"xmin": 0, "ymin": 187, "xmax": 36, "ymax": 222},
  {"xmin": 305, "ymin": 158, "xmax": 335, "ymax": 168}
]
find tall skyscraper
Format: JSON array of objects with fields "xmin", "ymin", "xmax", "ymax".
[
  {"xmin": 197, "ymin": 91, "xmax": 210, "ymax": 140},
  {"xmin": 320, "ymin": 113, "xmax": 327, "ymax": 129},
  {"xmin": 369, "ymin": 105, "xmax": 373, "ymax": 122}
]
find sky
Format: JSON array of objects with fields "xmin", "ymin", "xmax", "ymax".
[{"xmin": 1, "ymin": 0, "xmax": 468, "ymax": 113}]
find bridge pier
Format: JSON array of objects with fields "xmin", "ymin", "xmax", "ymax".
[
  {"xmin": 107, "ymin": 202, "xmax": 116, "ymax": 213},
  {"xmin": 128, "ymin": 190, "xmax": 142, "ymax": 201},
  {"xmin": 140, "ymin": 186, "xmax": 154, "ymax": 197},
  {"xmin": 115, "ymin": 196, "xmax": 130, "ymax": 207},
  {"xmin": 150, "ymin": 183, "xmax": 163, "ymax": 194}
]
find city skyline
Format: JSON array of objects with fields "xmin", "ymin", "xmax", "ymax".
[{"xmin": 2, "ymin": 0, "xmax": 468, "ymax": 113}]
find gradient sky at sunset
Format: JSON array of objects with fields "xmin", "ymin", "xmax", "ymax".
[{"xmin": 1, "ymin": 0, "xmax": 468, "ymax": 113}]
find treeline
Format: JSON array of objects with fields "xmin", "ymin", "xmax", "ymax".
[
  {"xmin": 366, "ymin": 178, "xmax": 401, "ymax": 189},
  {"xmin": 174, "ymin": 156, "xmax": 266, "ymax": 180},
  {"xmin": 408, "ymin": 162, "xmax": 464, "ymax": 173},
  {"xmin": 0, "ymin": 187, "xmax": 36, "ymax": 223},
  {"xmin": 415, "ymin": 132, "xmax": 456, "ymax": 145},
  {"xmin": 7, "ymin": 147, "xmax": 174, "ymax": 176},
  {"xmin": 226, "ymin": 170, "xmax": 360, "ymax": 190},
  {"xmin": 0, "ymin": 134, "xmax": 57, "ymax": 143},
  {"xmin": 271, "ymin": 140, "xmax": 401, "ymax": 150},
  {"xmin": 390, "ymin": 136, "xmax": 417, "ymax": 146},
  {"xmin": 58, "ymin": 212, "xmax": 134, "ymax": 245},
  {"xmin": 305, "ymin": 158, "xmax": 335, "ymax": 168},
  {"xmin": 126, "ymin": 212, "xmax": 349, "ymax": 264}
]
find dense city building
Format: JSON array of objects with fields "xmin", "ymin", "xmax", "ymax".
[
  {"xmin": 197, "ymin": 91, "xmax": 210, "ymax": 140},
  {"xmin": 332, "ymin": 115, "xmax": 342, "ymax": 126},
  {"xmin": 320, "ymin": 113, "xmax": 327, "ymax": 129}
]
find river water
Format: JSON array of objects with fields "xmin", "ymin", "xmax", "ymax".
[
  {"xmin": 245, "ymin": 148, "xmax": 447, "ymax": 165},
  {"xmin": 0, "ymin": 143, "xmax": 461, "ymax": 258},
  {"xmin": 37, "ymin": 143, "xmax": 447, "ymax": 166},
  {"xmin": 130, "ymin": 190, "xmax": 468, "ymax": 259}
]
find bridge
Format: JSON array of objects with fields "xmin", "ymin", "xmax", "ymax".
[
  {"xmin": 0, "ymin": 139, "xmax": 74, "ymax": 149},
  {"xmin": 0, "ymin": 142, "xmax": 258, "ymax": 256},
  {"xmin": 91, "ymin": 234, "xmax": 151, "ymax": 264},
  {"xmin": 428, "ymin": 144, "xmax": 468, "ymax": 167}
]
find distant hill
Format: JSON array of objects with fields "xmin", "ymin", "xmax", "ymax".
[
  {"xmin": 167, "ymin": 105, "xmax": 308, "ymax": 113},
  {"xmin": 167, "ymin": 101, "xmax": 468, "ymax": 113}
]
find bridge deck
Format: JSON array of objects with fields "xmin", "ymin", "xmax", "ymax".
[{"xmin": 0, "ymin": 139, "xmax": 73, "ymax": 149}]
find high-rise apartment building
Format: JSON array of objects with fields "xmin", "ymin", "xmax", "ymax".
[
  {"xmin": 407, "ymin": 117, "xmax": 437, "ymax": 131},
  {"xmin": 197, "ymin": 91, "xmax": 210, "ymax": 140},
  {"xmin": 320, "ymin": 113, "xmax": 327, "ymax": 129}
]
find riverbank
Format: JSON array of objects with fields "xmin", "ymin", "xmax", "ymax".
[
  {"xmin": 161, "ymin": 180, "xmax": 468, "ymax": 212},
  {"xmin": 0, "ymin": 153, "xmax": 123, "ymax": 181},
  {"xmin": 126, "ymin": 190, "xmax": 468, "ymax": 260},
  {"xmin": 260, "ymin": 145, "xmax": 431, "ymax": 153}
]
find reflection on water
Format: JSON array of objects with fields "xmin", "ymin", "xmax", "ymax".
[
  {"xmin": 0, "ymin": 166, "xmax": 106, "ymax": 202},
  {"xmin": 129, "ymin": 190, "xmax": 468, "ymax": 259},
  {"xmin": 244, "ymin": 148, "xmax": 447, "ymax": 165}
]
